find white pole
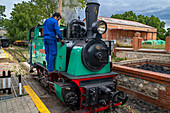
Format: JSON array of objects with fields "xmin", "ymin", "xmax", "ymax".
[
  {"xmin": 3, "ymin": 78, "xmax": 6, "ymax": 89},
  {"xmin": 8, "ymin": 78, "xmax": 11, "ymax": 88},
  {"xmin": 19, "ymin": 75, "xmax": 22, "ymax": 96},
  {"xmin": 109, "ymin": 55, "xmax": 111, "ymax": 62}
]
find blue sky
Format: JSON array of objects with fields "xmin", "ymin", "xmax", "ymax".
[{"xmin": 1, "ymin": 0, "xmax": 170, "ymax": 29}]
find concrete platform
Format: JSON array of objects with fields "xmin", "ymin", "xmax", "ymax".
[
  {"xmin": 0, "ymin": 47, "xmax": 6, "ymax": 59},
  {"xmin": 0, "ymin": 47, "xmax": 8, "ymax": 63},
  {"xmin": 0, "ymin": 96, "xmax": 39, "ymax": 113},
  {"xmin": 0, "ymin": 70, "xmax": 48, "ymax": 112},
  {"xmin": 0, "ymin": 63, "xmax": 7, "ymax": 76},
  {"xmin": 20, "ymin": 62, "xmax": 30, "ymax": 70}
]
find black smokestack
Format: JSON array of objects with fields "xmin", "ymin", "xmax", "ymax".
[{"xmin": 85, "ymin": 1, "xmax": 100, "ymax": 38}]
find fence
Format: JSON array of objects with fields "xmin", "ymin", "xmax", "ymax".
[
  {"xmin": 114, "ymin": 32, "xmax": 170, "ymax": 54},
  {"xmin": 0, "ymin": 71, "xmax": 11, "ymax": 94}
]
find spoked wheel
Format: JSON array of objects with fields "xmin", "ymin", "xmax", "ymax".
[
  {"xmin": 112, "ymin": 91, "xmax": 128, "ymax": 105},
  {"xmin": 37, "ymin": 68, "xmax": 49, "ymax": 87}
]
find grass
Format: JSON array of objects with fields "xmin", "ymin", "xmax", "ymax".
[
  {"xmin": 111, "ymin": 54, "xmax": 128, "ymax": 62},
  {"xmin": 22, "ymin": 94, "xmax": 29, "ymax": 96},
  {"xmin": 4, "ymin": 44, "xmax": 29, "ymax": 62},
  {"xmin": 142, "ymin": 44, "xmax": 165, "ymax": 49},
  {"xmin": 113, "ymin": 57, "xmax": 127, "ymax": 62},
  {"xmin": 116, "ymin": 41, "xmax": 133, "ymax": 48},
  {"xmin": 116, "ymin": 40, "xmax": 165, "ymax": 49}
]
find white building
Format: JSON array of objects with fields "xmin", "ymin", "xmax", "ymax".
[{"xmin": 0, "ymin": 29, "xmax": 7, "ymax": 36}]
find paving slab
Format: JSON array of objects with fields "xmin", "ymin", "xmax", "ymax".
[
  {"xmin": 0, "ymin": 47, "xmax": 9, "ymax": 63},
  {"xmin": 0, "ymin": 47, "xmax": 7, "ymax": 58},
  {"xmin": 0, "ymin": 96, "xmax": 38, "ymax": 113}
]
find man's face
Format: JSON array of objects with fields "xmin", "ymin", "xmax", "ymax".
[{"xmin": 55, "ymin": 16, "xmax": 61, "ymax": 21}]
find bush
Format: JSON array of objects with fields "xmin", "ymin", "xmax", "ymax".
[
  {"xmin": 142, "ymin": 44, "xmax": 165, "ymax": 49},
  {"xmin": 116, "ymin": 41, "xmax": 132, "ymax": 48}
]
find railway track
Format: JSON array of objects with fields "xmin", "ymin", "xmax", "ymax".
[
  {"xmin": 3, "ymin": 47, "xmax": 124, "ymax": 113},
  {"xmin": 5, "ymin": 48, "xmax": 28, "ymax": 62},
  {"xmin": 19, "ymin": 50, "xmax": 28, "ymax": 61},
  {"xmin": 4, "ymin": 51, "xmax": 71, "ymax": 113}
]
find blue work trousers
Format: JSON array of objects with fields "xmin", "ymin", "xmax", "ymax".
[{"xmin": 44, "ymin": 39, "xmax": 57, "ymax": 72}]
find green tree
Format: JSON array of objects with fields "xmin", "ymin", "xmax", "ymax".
[
  {"xmin": 0, "ymin": 5, "xmax": 6, "ymax": 27},
  {"xmin": 2, "ymin": 0, "xmax": 87, "ymax": 42},
  {"xmin": 31, "ymin": 0, "xmax": 87, "ymax": 21},
  {"xmin": 30, "ymin": 0, "xmax": 59, "ymax": 20},
  {"xmin": 3, "ymin": 1, "xmax": 40, "ymax": 42},
  {"xmin": 111, "ymin": 11, "xmax": 166, "ymax": 40},
  {"xmin": 111, "ymin": 11, "xmax": 137, "ymax": 21},
  {"xmin": 165, "ymin": 28, "xmax": 170, "ymax": 38}
]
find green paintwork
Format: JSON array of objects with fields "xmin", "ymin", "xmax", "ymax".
[
  {"xmin": 54, "ymin": 83, "xmax": 65, "ymax": 103},
  {"xmin": 55, "ymin": 43, "xmax": 66, "ymax": 71},
  {"xmin": 29, "ymin": 25, "xmax": 110, "ymax": 75},
  {"xmin": 30, "ymin": 25, "xmax": 66, "ymax": 71},
  {"xmin": 67, "ymin": 46, "xmax": 110, "ymax": 76}
]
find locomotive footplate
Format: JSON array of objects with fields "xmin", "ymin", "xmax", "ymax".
[
  {"xmin": 34, "ymin": 62, "xmax": 48, "ymax": 71},
  {"xmin": 59, "ymin": 71, "xmax": 118, "ymax": 79}
]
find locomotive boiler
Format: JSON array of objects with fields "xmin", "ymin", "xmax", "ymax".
[{"xmin": 29, "ymin": 1, "xmax": 128, "ymax": 113}]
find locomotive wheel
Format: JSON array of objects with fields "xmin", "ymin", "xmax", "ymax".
[
  {"xmin": 64, "ymin": 92, "xmax": 78, "ymax": 107},
  {"xmin": 37, "ymin": 68, "xmax": 49, "ymax": 87}
]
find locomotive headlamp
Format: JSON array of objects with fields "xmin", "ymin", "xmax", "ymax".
[{"xmin": 92, "ymin": 20, "xmax": 107, "ymax": 35}]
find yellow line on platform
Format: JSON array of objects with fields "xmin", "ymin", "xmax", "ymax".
[
  {"xmin": 2, "ymin": 47, "xmax": 8, "ymax": 58},
  {"xmin": 23, "ymin": 85, "xmax": 50, "ymax": 113}
]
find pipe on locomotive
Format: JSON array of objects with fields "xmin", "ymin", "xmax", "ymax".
[
  {"xmin": 85, "ymin": 2, "xmax": 100, "ymax": 38},
  {"xmin": 85, "ymin": 1, "xmax": 107, "ymax": 39}
]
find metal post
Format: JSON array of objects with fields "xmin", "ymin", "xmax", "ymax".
[
  {"xmin": 29, "ymin": 40, "xmax": 34, "ymax": 73},
  {"xmin": 8, "ymin": 71, "xmax": 11, "ymax": 94},
  {"xmin": 109, "ymin": 41, "xmax": 111, "ymax": 62},
  {"xmin": 19, "ymin": 75, "xmax": 22, "ymax": 96},
  {"xmin": 3, "ymin": 71, "xmax": 6, "ymax": 93},
  {"xmin": 29, "ymin": 40, "xmax": 32, "ymax": 65},
  {"xmin": 109, "ymin": 41, "xmax": 112, "ymax": 69},
  {"xmin": 43, "ymin": 61, "xmax": 46, "ymax": 67}
]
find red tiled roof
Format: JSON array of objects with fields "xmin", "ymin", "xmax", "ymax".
[{"xmin": 98, "ymin": 16, "xmax": 156, "ymax": 29}]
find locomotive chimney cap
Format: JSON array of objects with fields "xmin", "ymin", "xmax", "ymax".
[{"xmin": 87, "ymin": 0, "xmax": 99, "ymax": 4}]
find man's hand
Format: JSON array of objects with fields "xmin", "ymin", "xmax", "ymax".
[{"xmin": 61, "ymin": 40, "xmax": 65, "ymax": 46}]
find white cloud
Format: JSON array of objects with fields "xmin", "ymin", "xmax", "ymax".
[
  {"xmin": 1, "ymin": 0, "xmax": 170, "ymax": 28},
  {"xmin": 98, "ymin": 0, "xmax": 170, "ymax": 28},
  {"xmin": 0, "ymin": 0, "xmax": 30, "ymax": 18},
  {"xmin": 99, "ymin": 0, "xmax": 170, "ymax": 16}
]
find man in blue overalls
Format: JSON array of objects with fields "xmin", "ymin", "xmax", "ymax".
[{"xmin": 43, "ymin": 12, "xmax": 64, "ymax": 72}]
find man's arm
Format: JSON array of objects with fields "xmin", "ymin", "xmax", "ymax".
[{"xmin": 54, "ymin": 21, "xmax": 63, "ymax": 40}]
